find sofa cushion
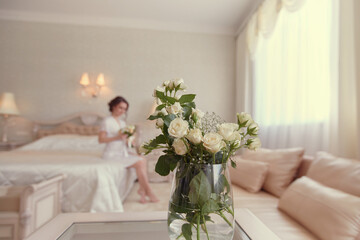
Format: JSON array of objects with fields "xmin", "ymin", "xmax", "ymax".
[
  {"xmin": 242, "ymin": 148, "xmax": 305, "ymax": 197},
  {"xmin": 232, "ymin": 185, "xmax": 279, "ymax": 209},
  {"xmin": 278, "ymin": 176, "xmax": 360, "ymax": 240},
  {"xmin": 229, "ymin": 157, "xmax": 269, "ymax": 193},
  {"xmin": 250, "ymin": 208, "xmax": 318, "ymax": 240},
  {"xmin": 307, "ymin": 151, "xmax": 360, "ymax": 197}
]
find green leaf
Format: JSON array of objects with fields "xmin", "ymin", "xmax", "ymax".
[
  {"xmin": 182, "ymin": 101, "xmax": 196, "ymax": 108},
  {"xmin": 163, "ymin": 114, "xmax": 177, "ymax": 127},
  {"xmin": 155, "ymin": 91, "xmax": 166, "ymax": 103},
  {"xmin": 168, "ymin": 212, "xmax": 183, "ymax": 226},
  {"xmin": 185, "ymin": 212, "xmax": 196, "ymax": 223},
  {"xmin": 188, "ymin": 171, "xmax": 211, "ymax": 206},
  {"xmin": 148, "ymin": 134, "xmax": 167, "ymax": 148},
  {"xmin": 169, "ymin": 155, "xmax": 181, "ymax": 171},
  {"xmin": 231, "ymin": 159, "xmax": 237, "ymax": 168},
  {"xmin": 182, "ymin": 106, "xmax": 193, "ymax": 120},
  {"xmin": 147, "ymin": 114, "xmax": 161, "ymax": 120},
  {"xmin": 202, "ymin": 199, "xmax": 220, "ymax": 215},
  {"xmin": 155, "ymin": 155, "xmax": 170, "ymax": 176},
  {"xmin": 179, "ymin": 94, "xmax": 196, "ymax": 103},
  {"xmin": 215, "ymin": 174, "xmax": 230, "ymax": 194},
  {"xmin": 169, "ymin": 202, "xmax": 190, "ymax": 213},
  {"xmin": 182, "ymin": 223, "xmax": 192, "ymax": 240},
  {"xmin": 165, "ymin": 96, "xmax": 176, "ymax": 104},
  {"xmin": 155, "ymin": 155, "xmax": 180, "ymax": 176},
  {"xmin": 156, "ymin": 104, "xmax": 166, "ymax": 111}
]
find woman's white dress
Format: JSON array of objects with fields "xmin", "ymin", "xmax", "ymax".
[{"xmin": 100, "ymin": 116, "xmax": 141, "ymax": 167}]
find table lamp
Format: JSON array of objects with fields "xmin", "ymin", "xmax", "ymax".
[{"xmin": 0, "ymin": 92, "xmax": 20, "ymax": 142}]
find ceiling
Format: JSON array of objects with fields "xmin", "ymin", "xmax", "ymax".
[{"xmin": 0, "ymin": 0, "xmax": 262, "ymax": 35}]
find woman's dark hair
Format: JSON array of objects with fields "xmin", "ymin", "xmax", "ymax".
[{"xmin": 108, "ymin": 96, "xmax": 129, "ymax": 112}]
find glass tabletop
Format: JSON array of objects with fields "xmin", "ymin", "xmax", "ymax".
[{"xmin": 57, "ymin": 220, "xmax": 251, "ymax": 240}]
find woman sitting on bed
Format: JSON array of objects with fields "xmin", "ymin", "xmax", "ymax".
[{"xmin": 99, "ymin": 96, "xmax": 159, "ymax": 204}]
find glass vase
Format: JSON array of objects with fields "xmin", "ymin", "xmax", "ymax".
[{"xmin": 168, "ymin": 162, "xmax": 234, "ymax": 240}]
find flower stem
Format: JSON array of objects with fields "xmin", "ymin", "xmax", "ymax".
[
  {"xmin": 226, "ymin": 206, "xmax": 234, "ymax": 216},
  {"xmin": 176, "ymin": 233, "xmax": 183, "ymax": 239},
  {"xmin": 202, "ymin": 215, "xmax": 210, "ymax": 240},
  {"xmin": 219, "ymin": 211, "xmax": 233, "ymax": 228},
  {"xmin": 197, "ymin": 214, "xmax": 200, "ymax": 240}
]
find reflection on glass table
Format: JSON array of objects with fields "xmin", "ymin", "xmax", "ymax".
[{"xmin": 57, "ymin": 220, "xmax": 251, "ymax": 240}]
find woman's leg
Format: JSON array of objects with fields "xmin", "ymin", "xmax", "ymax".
[{"xmin": 130, "ymin": 158, "xmax": 159, "ymax": 203}]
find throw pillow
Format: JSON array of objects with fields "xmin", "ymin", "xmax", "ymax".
[
  {"xmin": 229, "ymin": 156, "xmax": 269, "ymax": 193},
  {"xmin": 242, "ymin": 148, "xmax": 304, "ymax": 197},
  {"xmin": 278, "ymin": 176, "xmax": 360, "ymax": 240},
  {"xmin": 307, "ymin": 151, "xmax": 360, "ymax": 197}
]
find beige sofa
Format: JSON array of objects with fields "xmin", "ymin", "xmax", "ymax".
[
  {"xmin": 124, "ymin": 146, "xmax": 360, "ymax": 240},
  {"xmin": 230, "ymin": 149, "xmax": 360, "ymax": 240},
  {"xmin": 131, "ymin": 124, "xmax": 360, "ymax": 239}
]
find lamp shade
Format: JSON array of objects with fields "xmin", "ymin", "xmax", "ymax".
[
  {"xmin": 96, "ymin": 73, "xmax": 105, "ymax": 86},
  {"xmin": 80, "ymin": 73, "xmax": 90, "ymax": 86},
  {"xmin": 0, "ymin": 92, "xmax": 20, "ymax": 115}
]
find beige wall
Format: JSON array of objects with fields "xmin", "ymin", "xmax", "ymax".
[
  {"xmin": 0, "ymin": 20, "xmax": 236, "ymax": 126},
  {"xmin": 355, "ymin": 0, "xmax": 360, "ymax": 157}
]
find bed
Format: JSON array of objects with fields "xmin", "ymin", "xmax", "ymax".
[{"xmin": 0, "ymin": 112, "xmax": 137, "ymax": 213}]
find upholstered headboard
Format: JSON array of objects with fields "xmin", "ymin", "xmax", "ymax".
[
  {"xmin": 34, "ymin": 112, "xmax": 106, "ymax": 139},
  {"xmin": 37, "ymin": 122, "xmax": 101, "ymax": 138}
]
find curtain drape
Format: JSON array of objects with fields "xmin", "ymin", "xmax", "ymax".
[
  {"xmin": 253, "ymin": 0, "xmax": 337, "ymax": 155},
  {"xmin": 236, "ymin": 0, "xmax": 342, "ymax": 156},
  {"xmin": 236, "ymin": 0, "xmax": 360, "ymax": 158}
]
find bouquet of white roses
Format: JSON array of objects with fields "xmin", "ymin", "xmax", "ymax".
[
  {"xmin": 119, "ymin": 125, "xmax": 136, "ymax": 137},
  {"xmin": 141, "ymin": 78, "xmax": 260, "ymax": 240}
]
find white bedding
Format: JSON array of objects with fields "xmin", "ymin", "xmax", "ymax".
[{"xmin": 0, "ymin": 135, "xmax": 137, "ymax": 213}]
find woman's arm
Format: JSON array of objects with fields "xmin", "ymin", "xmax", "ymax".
[{"xmin": 98, "ymin": 131, "xmax": 127, "ymax": 143}]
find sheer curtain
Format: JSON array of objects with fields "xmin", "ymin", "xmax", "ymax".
[{"xmin": 251, "ymin": 0, "xmax": 338, "ymax": 155}]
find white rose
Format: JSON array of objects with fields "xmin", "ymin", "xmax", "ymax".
[
  {"xmin": 161, "ymin": 108, "xmax": 168, "ymax": 116},
  {"xmin": 168, "ymin": 80, "xmax": 176, "ymax": 90},
  {"xmin": 228, "ymin": 131, "xmax": 242, "ymax": 141},
  {"xmin": 186, "ymin": 128, "xmax": 203, "ymax": 144},
  {"xmin": 156, "ymin": 118, "xmax": 164, "ymax": 128},
  {"xmin": 153, "ymin": 86, "xmax": 165, "ymax": 97},
  {"xmin": 168, "ymin": 118, "xmax": 189, "ymax": 138},
  {"xmin": 217, "ymin": 123, "xmax": 239, "ymax": 141},
  {"xmin": 248, "ymin": 122, "xmax": 259, "ymax": 135},
  {"xmin": 248, "ymin": 137, "xmax": 261, "ymax": 150},
  {"xmin": 192, "ymin": 108, "xmax": 205, "ymax": 119},
  {"xmin": 166, "ymin": 102, "xmax": 183, "ymax": 115},
  {"xmin": 174, "ymin": 78, "xmax": 184, "ymax": 87},
  {"xmin": 233, "ymin": 140, "xmax": 241, "ymax": 148},
  {"xmin": 237, "ymin": 112, "xmax": 253, "ymax": 127},
  {"xmin": 156, "ymin": 98, "xmax": 162, "ymax": 105},
  {"xmin": 202, "ymin": 132, "xmax": 224, "ymax": 153},
  {"xmin": 179, "ymin": 82, "xmax": 187, "ymax": 90},
  {"xmin": 162, "ymin": 80, "xmax": 170, "ymax": 87},
  {"xmin": 172, "ymin": 138, "xmax": 188, "ymax": 155}
]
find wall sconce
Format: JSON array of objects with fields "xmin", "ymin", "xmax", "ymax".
[
  {"xmin": 0, "ymin": 92, "xmax": 20, "ymax": 142},
  {"xmin": 79, "ymin": 73, "xmax": 105, "ymax": 98}
]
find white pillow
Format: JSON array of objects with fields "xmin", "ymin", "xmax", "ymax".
[
  {"xmin": 17, "ymin": 134, "xmax": 105, "ymax": 153},
  {"xmin": 279, "ymin": 176, "xmax": 360, "ymax": 240},
  {"xmin": 242, "ymin": 148, "xmax": 305, "ymax": 197},
  {"xmin": 307, "ymin": 151, "xmax": 360, "ymax": 197},
  {"xmin": 229, "ymin": 156, "xmax": 269, "ymax": 193}
]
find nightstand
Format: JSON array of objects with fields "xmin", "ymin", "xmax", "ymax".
[{"xmin": 0, "ymin": 141, "xmax": 27, "ymax": 151}]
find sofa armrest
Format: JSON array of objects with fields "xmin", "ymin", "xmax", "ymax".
[{"xmin": 235, "ymin": 208, "xmax": 281, "ymax": 240}]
